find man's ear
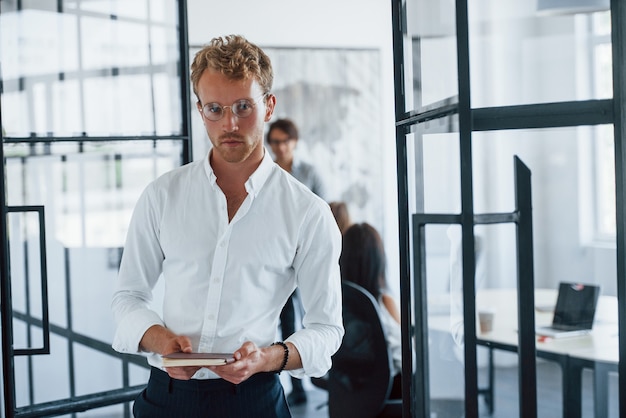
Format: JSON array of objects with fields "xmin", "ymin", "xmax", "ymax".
[{"xmin": 264, "ymin": 94, "xmax": 276, "ymax": 122}]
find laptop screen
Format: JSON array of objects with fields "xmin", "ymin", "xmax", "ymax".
[{"xmin": 552, "ymin": 282, "xmax": 600, "ymax": 329}]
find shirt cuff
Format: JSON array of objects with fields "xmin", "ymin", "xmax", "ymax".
[
  {"xmin": 285, "ymin": 325, "xmax": 342, "ymax": 378},
  {"xmin": 112, "ymin": 308, "xmax": 164, "ymax": 354}
]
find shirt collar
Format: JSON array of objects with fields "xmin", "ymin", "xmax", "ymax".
[
  {"xmin": 203, "ymin": 150, "xmax": 218, "ymax": 185},
  {"xmin": 246, "ymin": 147, "xmax": 274, "ymax": 197},
  {"xmin": 203, "ymin": 147, "xmax": 274, "ymax": 198}
]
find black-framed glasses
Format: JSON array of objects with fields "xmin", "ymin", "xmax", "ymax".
[{"xmin": 199, "ymin": 93, "xmax": 267, "ymax": 121}]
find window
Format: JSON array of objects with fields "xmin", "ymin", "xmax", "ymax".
[{"xmin": 590, "ymin": 12, "xmax": 615, "ymax": 240}]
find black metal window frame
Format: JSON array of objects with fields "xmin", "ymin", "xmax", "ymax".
[
  {"xmin": 0, "ymin": 1, "xmax": 192, "ymax": 417},
  {"xmin": 390, "ymin": 0, "xmax": 626, "ymax": 417}
]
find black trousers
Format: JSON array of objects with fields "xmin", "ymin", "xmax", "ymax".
[{"xmin": 133, "ymin": 367, "xmax": 291, "ymax": 418}]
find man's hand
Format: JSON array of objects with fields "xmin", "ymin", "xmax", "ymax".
[
  {"xmin": 140, "ymin": 325, "xmax": 200, "ymax": 380},
  {"xmin": 164, "ymin": 365, "xmax": 203, "ymax": 380},
  {"xmin": 207, "ymin": 341, "xmax": 277, "ymax": 384},
  {"xmin": 160, "ymin": 335, "xmax": 200, "ymax": 380}
]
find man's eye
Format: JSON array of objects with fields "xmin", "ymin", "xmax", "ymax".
[
  {"xmin": 234, "ymin": 100, "xmax": 253, "ymax": 112},
  {"xmin": 207, "ymin": 104, "xmax": 222, "ymax": 114}
]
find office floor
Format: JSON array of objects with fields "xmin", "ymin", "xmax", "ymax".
[
  {"xmin": 287, "ymin": 361, "xmax": 619, "ymax": 418},
  {"xmin": 288, "ymin": 386, "xmax": 329, "ymax": 418},
  {"xmin": 487, "ymin": 361, "xmax": 618, "ymax": 418},
  {"xmin": 99, "ymin": 362, "xmax": 616, "ymax": 417}
]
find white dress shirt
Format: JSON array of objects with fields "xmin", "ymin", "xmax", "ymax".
[{"xmin": 111, "ymin": 149, "xmax": 344, "ymax": 379}]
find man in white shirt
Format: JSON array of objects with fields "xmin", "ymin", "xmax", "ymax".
[{"xmin": 111, "ymin": 34, "xmax": 344, "ymax": 418}]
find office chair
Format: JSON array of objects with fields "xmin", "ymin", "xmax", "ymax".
[{"xmin": 327, "ymin": 280, "xmax": 402, "ymax": 418}]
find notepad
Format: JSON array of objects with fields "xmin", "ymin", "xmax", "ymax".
[{"xmin": 161, "ymin": 352, "xmax": 235, "ymax": 367}]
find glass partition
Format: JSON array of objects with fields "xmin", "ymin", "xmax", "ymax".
[
  {"xmin": 7, "ymin": 140, "xmax": 181, "ymax": 412},
  {"xmin": 417, "ymin": 123, "xmax": 619, "ymax": 416},
  {"xmin": 472, "ymin": 126, "xmax": 616, "ymax": 280},
  {"xmin": 400, "ymin": 0, "xmax": 459, "ymax": 114},
  {"xmin": 471, "ymin": 126, "xmax": 618, "ymax": 417},
  {"xmin": 0, "ymin": 0, "xmax": 182, "ymax": 138},
  {"xmin": 0, "ymin": 0, "xmax": 188, "ymax": 416},
  {"xmin": 394, "ymin": 0, "xmax": 622, "ymax": 416},
  {"xmin": 468, "ymin": 1, "xmax": 611, "ymax": 108},
  {"xmin": 424, "ymin": 223, "xmax": 467, "ymax": 416},
  {"xmin": 408, "ymin": 114, "xmax": 469, "ymax": 413}
]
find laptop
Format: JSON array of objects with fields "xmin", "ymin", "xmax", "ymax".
[{"xmin": 536, "ymin": 282, "xmax": 601, "ymax": 338}]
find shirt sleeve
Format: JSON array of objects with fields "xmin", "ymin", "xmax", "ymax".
[
  {"xmin": 285, "ymin": 200, "xmax": 344, "ymax": 378},
  {"xmin": 111, "ymin": 184, "xmax": 166, "ymax": 353}
]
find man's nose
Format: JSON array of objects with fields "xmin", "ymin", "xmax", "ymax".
[{"xmin": 222, "ymin": 107, "xmax": 239, "ymax": 131}]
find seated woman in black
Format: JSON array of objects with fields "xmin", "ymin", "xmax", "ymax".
[{"xmin": 340, "ymin": 222, "xmax": 402, "ymax": 398}]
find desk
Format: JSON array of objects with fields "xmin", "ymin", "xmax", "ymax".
[{"xmin": 429, "ymin": 289, "xmax": 618, "ymax": 418}]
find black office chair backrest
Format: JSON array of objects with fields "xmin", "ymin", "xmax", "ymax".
[{"xmin": 328, "ymin": 280, "xmax": 395, "ymax": 418}]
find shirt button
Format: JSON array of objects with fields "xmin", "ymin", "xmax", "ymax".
[
  {"xmin": 213, "ymin": 277, "xmax": 220, "ymax": 283},
  {"xmin": 220, "ymin": 241, "xmax": 226, "ymax": 247},
  {"xmin": 208, "ymin": 314, "xmax": 215, "ymax": 320}
]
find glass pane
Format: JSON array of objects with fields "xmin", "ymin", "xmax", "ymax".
[
  {"xmin": 9, "ymin": 210, "xmax": 46, "ymax": 351},
  {"xmin": 0, "ymin": 0, "xmax": 182, "ymax": 137},
  {"xmin": 406, "ymin": 113, "xmax": 461, "ymax": 215},
  {"xmin": 421, "ymin": 126, "xmax": 461, "ymax": 214},
  {"xmin": 468, "ymin": 1, "xmax": 612, "ymax": 107},
  {"xmin": 401, "ymin": 0, "xmax": 459, "ymax": 113},
  {"xmin": 425, "ymin": 224, "xmax": 467, "ymax": 415},
  {"xmin": 471, "ymin": 127, "xmax": 618, "ymax": 417},
  {"xmin": 594, "ymin": 125, "xmax": 615, "ymax": 238},
  {"xmin": 5, "ymin": 140, "xmax": 182, "ymax": 408},
  {"xmin": 5, "ymin": 141, "xmax": 181, "ymax": 246},
  {"xmin": 415, "ymin": 123, "xmax": 618, "ymax": 416},
  {"xmin": 410, "ymin": 117, "xmax": 467, "ymax": 412}
]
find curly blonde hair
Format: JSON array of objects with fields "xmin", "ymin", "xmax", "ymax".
[{"xmin": 190, "ymin": 35, "xmax": 273, "ymax": 99}]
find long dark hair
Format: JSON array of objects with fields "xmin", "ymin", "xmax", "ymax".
[{"xmin": 339, "ymin": 223, "xmax": 387, "ymax": 300}]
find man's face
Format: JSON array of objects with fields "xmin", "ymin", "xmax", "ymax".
[
  {"xmin": 196, "ymin": 69, "xmax": 275, "ymax": 164},
  {"xmin": 268, "ymin": 127, "xmax": 297, "ymax": 164}
]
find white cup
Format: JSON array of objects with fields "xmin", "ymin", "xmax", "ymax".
[{"xmin": 478, "ymin": 308, "xmax": 496, "ymax": 333}]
